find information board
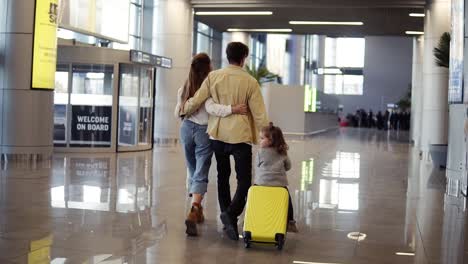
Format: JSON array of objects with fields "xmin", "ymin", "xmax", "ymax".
[
  {"xmin": 130, "ymin": 50, "xmax": 172, "ymax": 69},
  {"xmin": 31, "ymin": 0, "xmax": 59, "ymax": 89}
]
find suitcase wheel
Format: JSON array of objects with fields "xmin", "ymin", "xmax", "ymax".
[
  {"xmin": 275, "ymin": 233, "xmax": 285, "ymax": 251},
  {"xmin": 243, "ymin": 231, "xmax": 252, "ymax": 249}
]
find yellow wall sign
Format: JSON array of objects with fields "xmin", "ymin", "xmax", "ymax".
[{"xmin": 32, "ymin": 0, "xmax": 59, "ymax": 90}]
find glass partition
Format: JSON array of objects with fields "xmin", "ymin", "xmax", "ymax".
[
  {"xmin": 119, "ymin": 65, "xmax": 139, "ymax": 147},
  {"xmin": 139, "ymin": 67, "xmax": 154, "ymax": 145},
  {"xmin": 70, "ymin": 64, "xmax": 114, "ymax": 147},
  {"xmin": 118, "ymin": 64, "xmax": 155, "ymax": 150},
  {"xmin": 53, "ymin": 64, "xmax": 70, "ymax": 146},
  {"xmin": 53, "ymin": 61, "xmax": 154, "ymax": 152}
]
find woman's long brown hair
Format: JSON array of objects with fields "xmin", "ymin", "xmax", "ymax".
[
  {"xmin": 261, "ymin": 122, "xmax": 289, "ymax": 155},
  {"xmin": 182, "ymin": 53, "xmax": 212, "ymax": 102}
]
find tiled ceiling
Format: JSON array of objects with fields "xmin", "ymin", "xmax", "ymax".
[{"xmin": 191, "ymin": 0, "xmax": 426, "ymax": 36}]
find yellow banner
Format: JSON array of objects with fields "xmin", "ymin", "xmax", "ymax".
[
  {"xmin": 28, "ymin": 234, "xmax": 53, "ymax": 264},
  {"xmin": 32, "ymin": 0, "xmax": 59, "ymax": 90}
]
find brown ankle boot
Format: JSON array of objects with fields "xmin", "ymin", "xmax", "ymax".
[
  {"xmin": 185, "ymin": 206, "xmax": 199, "ymax": 236},
  {"xmin": 189, "ymin": 203, "xmax": 205, "ymax": 223},
  {"xmin": 195, "ymin": 205, "xmax": 205, "ymax": 223}
]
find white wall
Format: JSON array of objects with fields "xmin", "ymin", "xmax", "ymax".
[
  {"xmin": 262, "ymin": 84, "xmax": 305, "ymax": 134},
  {"xmin": 337, "ymin": 36, "xmax": 413, "ymax": 115},
  {"xmin": 222, "ymin": 32, "xmax": 250, "ymax": 68},
  {"xmin": 262, "ymin": 83, "xmax": 338, "ymax": 135}
]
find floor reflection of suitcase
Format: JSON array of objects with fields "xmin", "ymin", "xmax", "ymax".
[{"xmin": 242, "ymin": 186, "xmax": 289, "ymax": 250}]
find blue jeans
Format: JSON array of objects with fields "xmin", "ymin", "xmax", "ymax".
[{"xmin": 180, "ymin": 120, "xmax": 213, "ymax": 195}]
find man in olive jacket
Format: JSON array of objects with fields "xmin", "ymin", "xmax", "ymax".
[{"xmin": 180, "ymin": 42, "xmax": 269, "ymax": 240}]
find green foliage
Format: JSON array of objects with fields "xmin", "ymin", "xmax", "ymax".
[
  {"xmin": 433, "ymin": 32, "xmax": 450, "ymax": 68},
  {"xmin": 245, "ymin": 64, "xmax": 279, "ymax": 84},
  {"xmin": 396, "ymin": 85, "xmax": 412, "ymax": 111}
]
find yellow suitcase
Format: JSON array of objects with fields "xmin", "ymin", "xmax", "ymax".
[{"xmin": 242, "ymin": 186, "xmax": 289, "ymax": 250}]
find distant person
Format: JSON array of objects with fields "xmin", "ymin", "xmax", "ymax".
[
  {"xmin": 368, "ymin": 110, "xmax": 374, "ymax": 128},
  {"xmin": 254, "ymin": 123, "xmax": 298, "ymax": 233},
  {"xmin": 388, "ymin": 111, "xmax": 393, "ymax": 130},
  {"xmin": 175, "ymin": 53, "xmax": 248, "ymax": 236},
  {"xmin": 390, "ymin": 111, "xmax": 400, "ymax": 130},
  {"xmin": 376, "ymin": 111, "xmax": 383, "ymax": 130},
  {"xmin": 355, "ymin": 110, "xmax": 361, "ymax": 127},
  {"xmin": 181, "ymin": 42, "xmax": 269, "ymax": 241},
  {"xmin": 406, "ymin": 112, "xmax": 411, "ymax": 130},
  {"xmin": 384, "ymin": 110, "xmax": 390, "ymax": 130},
  {"xmin": 361, "ymin": 109, "xmax": 368, "ymax": 128}
]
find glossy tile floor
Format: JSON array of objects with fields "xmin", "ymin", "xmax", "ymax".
[{"xmin": 0, "ymin": 128, "xmax": 467, "ymax": 264}]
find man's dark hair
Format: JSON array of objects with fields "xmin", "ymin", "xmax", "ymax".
[{"xmin": 226, "ymin": 42, "xmax": 249, "ymax": 65}]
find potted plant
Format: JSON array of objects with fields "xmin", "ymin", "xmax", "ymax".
[
  {"xmin": 396, "ymin": 86, "xmax": 411, "ymax": 111},
  {"xmin": 429, "ymin": 32, "xmax": 450, "ymax": 168},
  {"xmin": 245, "ymin": 58, "xmax": 280, "ymax": 84},
  {"xmin": 433, "ymin": 32, "xmax": 450, "ymax": 68}
]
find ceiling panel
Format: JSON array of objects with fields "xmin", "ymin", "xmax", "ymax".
[{"xmin": 192, "ymin": 0, "xmax": 426, "ymax": 36}]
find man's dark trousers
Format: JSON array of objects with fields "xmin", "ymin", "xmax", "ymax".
[{"xmin": 211, "ymin": 140, "xmax": 252, "ymax": 221}]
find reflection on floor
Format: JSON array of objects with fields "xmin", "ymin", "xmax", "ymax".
[{"xmin": 0, "ymin": 128, "xmax": 467, "ymax": 264}]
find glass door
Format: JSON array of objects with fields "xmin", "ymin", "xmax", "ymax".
[
  {"xmin": 69, "ymin": 64, "xmax": 114, "ymax": 148},
  {"xmin": 53, "ymin": 64, "xmax": 70, "ymax": 147},
  {"xmin": 54, "ymin": 64, "xmax": 115, "ymax": 150},
  {"xmin": 118, "ymin": 64, "xmax": 155, "ymax": 151},
  {"xmin": 138, "ymin": 67, "xmax": 154, "ymax": 146},
  {"xmin": 118, "ymin": 65, "xmax": 139, "ymax": 148}
]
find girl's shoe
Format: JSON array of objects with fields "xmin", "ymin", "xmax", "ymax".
[{"xmin": 287, "ymin": 220, "xmax": 299, "ymax": 233}]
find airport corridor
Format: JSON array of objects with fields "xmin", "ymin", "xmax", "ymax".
[{"xmin": 0, "ymin": 128, "xmax": 465, "ymax": 264}]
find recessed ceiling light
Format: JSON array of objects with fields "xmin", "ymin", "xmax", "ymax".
[
  {"xmin": 409, "ymin": 13, "xmax": 425, "ymax": 17},
  {"xmin": 405, "ymin": 31, "xmax": 424, "ymax": 35},
  {"xmin": 196, "ymin": 11, "xmax": 273, "ymax": 16},
  {"xmin": 396, "ymin": 252, "xmax": 415, "ymax": 256},
  {"xmin": 227, "ymin": 28, "xmax": 292, "ymax": 33},
  {"xmin": 289, "ymin": 21, "xmax": 364, "ymax": 26}
]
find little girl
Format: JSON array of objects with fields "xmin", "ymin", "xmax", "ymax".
[{"xmin": 255, "ymin": 122, "xmax": 298, "ymax": 233}]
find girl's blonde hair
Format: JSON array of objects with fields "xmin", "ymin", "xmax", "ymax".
[{"xmin": 261, "ymin": 122, "xmax": 288, "ymax": 155}]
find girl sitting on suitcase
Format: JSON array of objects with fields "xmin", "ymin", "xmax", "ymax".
[{"xmin": 255, "ymin": 122, "xmax": 298, "ymax": 233}]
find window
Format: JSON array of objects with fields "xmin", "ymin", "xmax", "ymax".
[
  {"xmin": 249, "ymin": 34, "xmax": 266, "ymax": 70},
  {"xmin": 193, "ymin": 22, "xmax": 222, "ymax": 68},
  {"xmin": 325, "ymin": 75, "xmax": 363, "ymax": 95},
  {"xmin": 266, "ymin": 34, "xmax": 288, "ymax": 79},
  {"xmin": 112, "ymin": 0, "xmax": 143, "ymax": 50},
  {"xmin": 325, "ymin": 38, "xmax": 365, "ymax": 67},
  {"xmin": 323, "ymin": 37, "xmax": 365, "ymax": 95}
]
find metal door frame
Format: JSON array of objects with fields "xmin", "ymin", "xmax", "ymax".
[
  {"xmin": 54, "ymin": 45, "xmax": 155, "ymax": 153},
  {"xmin": 117, "ymin": 63, "xmax": 155, "ymax": 152}
]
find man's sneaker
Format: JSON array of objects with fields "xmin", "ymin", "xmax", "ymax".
[
  {"xmin": 185, "ymin": 204, "xmax": 202, "ymax": 236},
  {"xmin": 220, "ymin": 212, "xmax": 239, "ymax": 241},
  {"xmin": 287, "ymin": 220, "xmax": 299, "ymax": 233}
]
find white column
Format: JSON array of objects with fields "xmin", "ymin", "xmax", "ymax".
[
  {"xmin": 221, "ymin": 32, "xmax": 250, "ymax": 68},
  {"xmin": 316, "ymin": 35, "xmax": 326, "ymax": 92},
  {"xmin": 287, "ymin": 35, "xmax": 305, "ymax": 86},
  {"xmin": 420, "ymin": 0, "xmax": 451, "ymax": 152},
  {"xmin": 410, "ymin": 36, "xmax": 424, "ymax": 146},
  {"xmin": 151, "ymin": 0, "xmax": 193, "ymax": 142}
]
